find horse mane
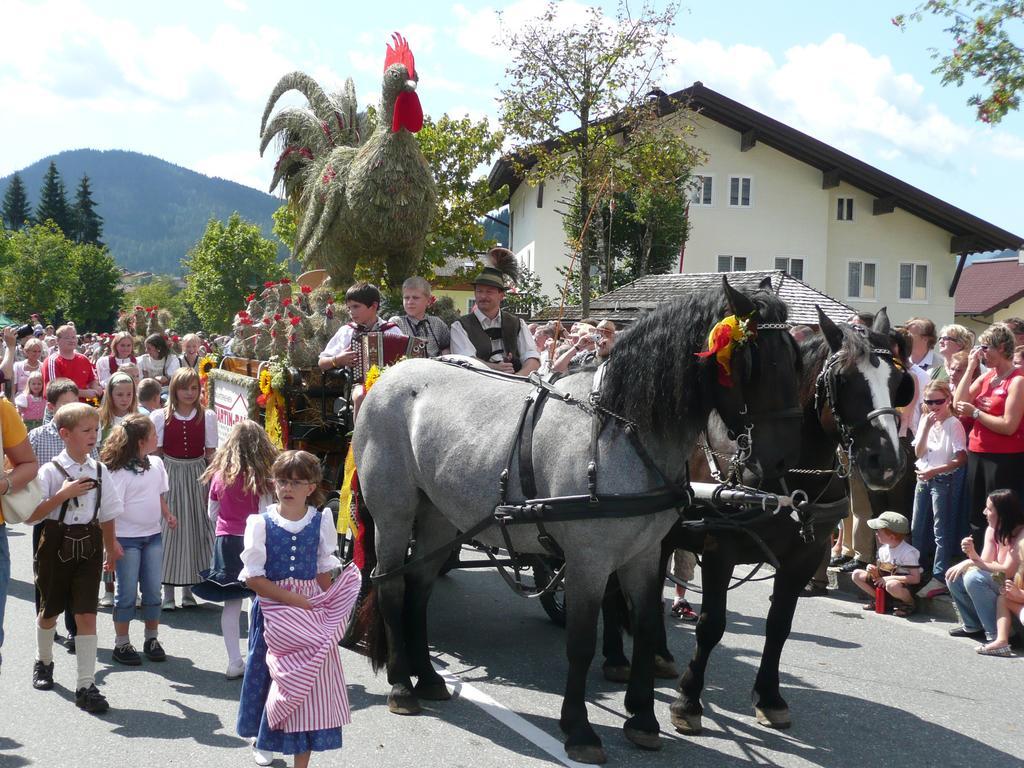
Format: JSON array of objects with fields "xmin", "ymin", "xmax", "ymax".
[{"xmin": 599, "ymin": 286, "xmax": 789, "ymax": 438}]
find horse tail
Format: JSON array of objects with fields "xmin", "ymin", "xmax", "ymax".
[{"xmin": 352, "ymin": 584, "xmax": 388, "ymax": 673}]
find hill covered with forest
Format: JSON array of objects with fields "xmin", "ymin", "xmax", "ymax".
[{"xmin": 0, "ymin": 149, "xmax": 283, "ymax": 274}]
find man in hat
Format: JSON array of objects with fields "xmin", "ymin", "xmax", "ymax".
[{"xmin": 449, "ymin": 248, "xmax": 540, "ymax": 376}]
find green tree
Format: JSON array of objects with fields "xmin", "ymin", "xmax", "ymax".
[
  {"xmin": 416, "ymin": 114, "xmax": 508, "ymax": 274},
  {"xmin": 70, "ymin": 174, "xmax": 104, "ymax": 246},
  {"xmin": 1, "ymin": 173, "xmax": 32, "ymax": 230},
  {"xmin": 35, "ymin": 161, "xmax": 71, "ymax": 235},
  {"xmin": 498, "ymin": 0, "xmax": 700, "ymax": 314},
  {"xmin": 895, "ymin": 1, "xmax": 1024, "ymax": 123},
  {"xmin": 0, "ymin": 221, "xmax": 74, "ymax": 320},
  {"xmin": 124, "ymin": 276, "xmax": 181, "ymax": 313},
  {"xmin": 272, "ymin": 203, "xmax": 297, "ymax": 252},
  {"xmin": 66, "ymin": 244, "xmax": 123, "ymax": 330},
  {"xmin": 182, "ymin": 212, "xmax": 288, "ymax": 333},
  {"xmin": 503, "ymin": 265, "xmax": 549, "ymax": 316}
]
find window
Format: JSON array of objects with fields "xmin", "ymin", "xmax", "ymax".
[
  {"xmin": 717, "ymin": 255, "xmax": 747, "ymax": 272},
  {"xmin": 847, "ymin": 260, "xmax": 877, "ymax": 300},
  {"xmin": 728, "ymin": 176, "xmax": 752, "ymax": 207},
  {"xmin": 690, "ymin": 175, "xmax": 713, "ymax": 206},
  {"xmin": 836, "ymin": 197, "xmax": 854, "ymax": 221},
  {"xmin": 899, "ymin": 263, "xmax": 928, "ymax": 301},
  {"xmin": 775, "ymin": 257, "xmax": 804, "ymax": 280}
]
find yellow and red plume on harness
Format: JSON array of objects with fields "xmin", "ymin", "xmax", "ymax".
[{"xmin": 696, "ymin": 314, "xmax": 752, "ymax": 387}]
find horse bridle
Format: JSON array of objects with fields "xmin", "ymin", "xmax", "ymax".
[
  {"xmin": 814, "ymin": 346, "xmax": 902, "ymax": 453},
  {"xmin": 714, "ymin": 321, "xmax": 804, "ymax": 471}
]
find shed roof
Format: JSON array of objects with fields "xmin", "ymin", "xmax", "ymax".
[
  {"xmin": 954, "ymin": 257, "xmax": 1024, "ymax": 315},
  {"xmin": 530, "ymin": 270, "xmax": 854, "ymax": 326}
]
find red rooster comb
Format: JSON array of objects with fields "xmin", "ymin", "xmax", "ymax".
[{"xmin": 384, "ymin": 32, "xmax": 416, "ymax": 79}]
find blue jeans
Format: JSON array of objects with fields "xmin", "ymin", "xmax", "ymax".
[
  {"xmin": 0, "ymin": 525, "xmax": 9, "ymax": 650},
  {"xmin": 947, "ymin": 566, "xmax": 1000, "ymax": 639},
  {"xmin": 911, "ymin": 468, "xmax": 964, "ymax": 581},
  {"xmin": 114, "ymin": 533, "xmax": 163, "ymax": 623}
]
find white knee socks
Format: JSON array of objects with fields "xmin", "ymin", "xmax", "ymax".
[
  {"xmin": 75, "ymin": 634, "xmax": 98, "ymax": 690},
  {"xmin": 222, "ymin": 599, "xmax": 243, "ymax": 664},
  {"xmin": 36, "ymin": 625, "xmax": 56, "ymax": 664}
]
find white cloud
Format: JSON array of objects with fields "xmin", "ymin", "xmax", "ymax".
[
  {"xmin": 223, "ymin": 0, "xmax": 248, "ymax": 11},
  {"xmin": 990, "ymin": 132, "xmax": 1024, "ymax": 159},
  {"xmin": 451, "ymin": 0, "xmax": 594, "ymax": 62},
  {"xmin": 664, "ymin": 33, "xmax": 972, "ymax": 167},
  {"xmin": 193, "ymin": 150, "xmax": 272, "ymax": 191}
]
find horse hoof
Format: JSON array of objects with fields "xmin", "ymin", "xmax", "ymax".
[
  {"xmin": 653, "ymin": 655, "xmax": 679, "ymax": 679},
  {"xmin": 414, "ymin": 680, "xmax": 451, "ymax": 701},
  {"xmin": 670, "ymin": 710, "xmax": 702, "ymax": 735},
  {"xmin": 624, "ymin": 726, "xmax": 662, "ymax": 751},
  {"xmin": 602, "ymin": 664, "xmax": 631, "ymax": 683},
  {"xmin": 388, "ymin": 693, "xmax": 422, "ymax": 715},
  {"xmin": 755, "ymin": 705, "xmax": 791, "ymax": 729},
  {"xmin": 565, "ymin": 744, "xmax": 607, "ymax": 765}
]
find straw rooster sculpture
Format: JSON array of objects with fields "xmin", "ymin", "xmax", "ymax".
[{"xmin": 260, "ymin": 33, "xmax": 436, "ymax": 289}]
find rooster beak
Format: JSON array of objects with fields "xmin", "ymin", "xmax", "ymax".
[{"xmin": 405, "ymin": 79, "xmax": 417, "ymax": 92}]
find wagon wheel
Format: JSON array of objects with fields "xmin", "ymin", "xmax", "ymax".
[{"xmin": 531, "ymin": 555, "xmax": 566, "ymax": 628}]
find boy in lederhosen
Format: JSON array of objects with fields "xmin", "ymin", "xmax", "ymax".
[{"xmin": 27, "ymin": 402, "xmax": 123, "ymax": 713}]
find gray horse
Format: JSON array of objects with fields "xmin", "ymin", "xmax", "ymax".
[{"xmin": 352, "ymin": 278, "xmax": 804, "ymax": 764}]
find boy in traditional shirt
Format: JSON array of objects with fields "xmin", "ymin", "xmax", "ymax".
[
  {"xmin": 392, "ymin": 276, "xmax": 450, "ymax": 358},
  {"xmin": 851, "ymin": 511, "xmax": 922, "ymax": 617},
  {"xmin": 27, "ymin": 403, "xmax": 123, "ymax": 713}
]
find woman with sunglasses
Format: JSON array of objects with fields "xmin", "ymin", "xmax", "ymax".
[
  {"xmin": 912, "ymin": 380, "xmax": 968, "ymax": 597},
  {"xmin": 953, "ymin": 323, "xmax": 1024, "ymax": 549},
  {"xmin": 932, "ymin": 324, "xmax": 975, "ymax": 382}
]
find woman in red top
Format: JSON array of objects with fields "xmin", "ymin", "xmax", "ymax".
[{"xmin": 954, "ymin": 323, "xmax": 1024, "ymax": 547}]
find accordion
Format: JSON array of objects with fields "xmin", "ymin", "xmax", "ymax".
[{"xmin": 356, "ymin": 332, "xmax": 427, "ymax": 382}]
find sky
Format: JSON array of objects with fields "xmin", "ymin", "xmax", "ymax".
[{"xmin": 2, "ymin": 0, "xmax": 1022, "ymax": 237}]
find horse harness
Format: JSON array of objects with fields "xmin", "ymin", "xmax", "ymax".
[{"xmin": 371, "ymin": 350, "xmax": 804, "ymax": 593}]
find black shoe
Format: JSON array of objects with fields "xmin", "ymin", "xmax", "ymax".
[
  {"xmin": 32, "ymin": 660, "xmax": 54, "ymax": 690},
  {"xmin": 75, "ymin": 683, "xmax": 109, "ymax": 714},
  {"xmin": 142, "ymin": 638, "xmax": 166, "ymax": 662},
  {"xmin": 112, "ymin": 643, "xmax": 142, "ymax": 666},
  {"xmin": 801, "ymin": 581, "xmax": 829, "ymax": 597},
  {"xmin": 948, "ymin": 626, "xmax": 986, "ymax": 639},
  {"xmin": 838, "ymin": 559, "xmax": 868, "ymax": 573},
  {"xmin": 64, "ymin": 636, "xmax": 76, "ymax": 655},
  {"xmin": 829, "ymin": 554, "xmax": 852, "ymax": 567}
]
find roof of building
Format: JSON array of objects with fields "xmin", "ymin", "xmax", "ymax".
[
  {"xmin": 954, "ymin": 257, "xmax": 1024, "ymax": 315},
  {"xmin": 490, "ymin": 82, "xmax": 1023, "ymax": 255},
  {"xmin": 530, "ymin": 270, "xmax": 854, "ymax": 326}
]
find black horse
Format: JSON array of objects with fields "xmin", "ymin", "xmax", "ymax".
[{"xmin": 601, "ymin": 307, "xmax": 913, "ymax": 734}]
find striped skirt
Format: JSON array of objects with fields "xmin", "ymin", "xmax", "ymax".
[
  {"xmin": 237, "ymin": 565, "xmax": 361, "ymax": 754},
  {"xmin": 161, "ymin": 455, "xmax": 214, "ymax": 586}
]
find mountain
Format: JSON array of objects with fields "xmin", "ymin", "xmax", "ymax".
[{"xmin": 0, "ymin": 149, "xmax": 284, "ymax": 275}]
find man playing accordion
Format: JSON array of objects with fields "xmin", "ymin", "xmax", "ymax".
[{"xmin": 318, "ymin": 282, "xmax": 406, "ymax": 417}]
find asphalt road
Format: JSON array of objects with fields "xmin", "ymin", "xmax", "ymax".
[{"xmin": 1, "ymin": 529, "xmax": 1022, "ymax": 768}]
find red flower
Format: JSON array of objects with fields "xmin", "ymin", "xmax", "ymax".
[
  {"xmin": 256, "ymin": 393, "xmax": 268, "ymax": 407},
  {"xmin": 301, "ymin": 285, "xmax": 312, "ymax": 294},
  {"xmin": 282, "ymin": 298, "xmax": 292, "ymax": 306},
  {"xmin": 263, "ymin": 318, "xmax": 272, "ymax": 325},
  {"xmin": 290, "ymin": 316, "xmax": 301, "ymax": 326},
  {"xmin": 264, "ymin": 281, "xmax": 276, "ymax": 288},
  {"xmin": 326, "ymin": 296, "xmax": 334, "ymax": 304},
  {"xmin": 271, "ymin": 330, "xmax": 277, "ymax": 338},
  {"xmin": 274, "ymin": 313, "xmax": 282, "ymax": 321},
  {"xmin": 172, "ymin": 335, "xmax": 180, "ymax": 341},
  {"xmin": 246, "ymin": 293, "xmax": 255, "ymax": 302},
  {"xmin": 280, "ymin": 277, "xmax": 291, "ymax": 284}
]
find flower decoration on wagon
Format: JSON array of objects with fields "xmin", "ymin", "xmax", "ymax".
[{"xmin": 695, "ymin": 313, "xmax": 753, "ymax": 387}]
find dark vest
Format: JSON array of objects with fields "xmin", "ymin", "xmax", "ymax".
[{"xmin": 459, "ymin": 311, "xmax": 522, "ymax": 372}]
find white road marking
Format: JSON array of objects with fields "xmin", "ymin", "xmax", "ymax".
[{"xmin": 434, "ymin": 664, "xmax": 593, "ymax": 768}]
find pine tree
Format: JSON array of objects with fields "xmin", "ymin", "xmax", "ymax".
[
  {"xmin": 1, "ymin": 172, "xmax": 32, "ymax": 230},
  {"xmin": 35, "ymin": 161, "xmax": 71, "ymax": 235},
  {"xmin": 71, "ymin": 174, "xmax": 103, "ymax": 245}
]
